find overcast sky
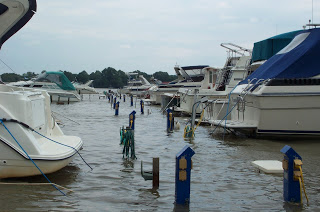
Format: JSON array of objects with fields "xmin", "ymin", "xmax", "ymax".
[{"xmin": 0, "ymin": 0, "xmax": 317, "ymax": 75}]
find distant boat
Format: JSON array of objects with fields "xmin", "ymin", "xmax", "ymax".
[
  {"xmin": 155, "ymin": 65, "xmax": 209, "ymax": 109},
  {"xmin": 73, "ymin": 80, "xmax": 98, "ymax": 95},
  {"xmin": 8, "ymin": 71, "xmax": 81, "ymax": 103},
  {"xmin": 120, "ymin": 72, "xmax": 152, "ymax": 97},
  {"xmin": 0, "ymin": 0, "xmax": 83, "ymax": 178}
]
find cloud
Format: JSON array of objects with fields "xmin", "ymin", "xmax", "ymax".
[{"xmin": 1, "ymin": 0, "xmax": 316, "ymax": 75}]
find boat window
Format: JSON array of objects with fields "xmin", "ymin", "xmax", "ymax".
[
  {"xmin": 33, "ymin": 85, "xmax": 43, "ymax": 88},
  {"xmin": 0, "ymin": 3, "xmax": 8, "ymax": 16},
  {"xmin": 209, "ymin": 71, "xmax": 213, "ymax": 83}
]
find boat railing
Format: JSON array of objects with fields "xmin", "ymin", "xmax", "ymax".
[{"xmin": 220, "ymin": 43, "xmax": 252, "ymax": 56}]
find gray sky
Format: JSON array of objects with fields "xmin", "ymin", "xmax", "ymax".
[{"xmin": 0, "ymin": 0, "xmax": 317, "ymax": 75}]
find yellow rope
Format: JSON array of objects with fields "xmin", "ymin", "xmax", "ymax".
[
  {"xmin": 299, "ymin": 166, "xmax": 309, "ymax": 204},
  {"xmin": 192, "ymin": 109, "xmax": 205, "ymax": 138},
  {"xmin": 298, "ymin": 177, "xmax": 303, "ymax": 205}
]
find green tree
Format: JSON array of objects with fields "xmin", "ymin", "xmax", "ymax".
[
  {"xmin": 1, "ymin": 73, "xmax": 22, "ymax": 82},
  {"xmin": 153, "ymin": 71, "xmax": 177, "ymax": 82},
  {"xmin": 89, "ymin": 70, "xmax": 103, "ymax": 87},
  {"xmin": 63, "ymin": 71, "xmax": 76, "ymax": 82},
  {"xmin": 76, "ymin": 71, "xmax": 89, "ymax": 84}
]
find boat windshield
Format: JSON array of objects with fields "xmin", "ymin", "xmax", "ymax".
[
  {"xmin": 179, "ymin": 65, "xmax": 207, "ymax": 81},
  {"xmin": 36, "ymin": 72, "xmax": 76, "ymax": 90}
]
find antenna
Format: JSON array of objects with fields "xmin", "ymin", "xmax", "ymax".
[{"xmin": 312, "ymin": 0, "xmax": 313, "ymax": 24}]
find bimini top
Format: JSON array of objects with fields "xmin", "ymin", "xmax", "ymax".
[
  {"xmin": 241, "ymin": 28, "xmax": 320, "ymax": 84},
  {"xmin": 251, "ymin": 30, "xmax": 301, "ymax": 63},
  {"xmin": 36, "ymin": 71, "xmax": 76, "ymax": 91}
]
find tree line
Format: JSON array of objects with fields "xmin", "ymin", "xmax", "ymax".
[{"xmin": 0, "ymin": 67, "xmax": 177, "ymax": 88}]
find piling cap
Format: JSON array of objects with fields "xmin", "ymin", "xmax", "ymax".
[
  {"xmin": 130, "ymin": 110, "xmax": 136, "ymax": 115},
  {"xmin": 176, "ymin": 145, "xmax": 195, "ymax": 159},
  {"xmin": 280, "ymin": 145, "xmax": 302, "ymax": 160}
]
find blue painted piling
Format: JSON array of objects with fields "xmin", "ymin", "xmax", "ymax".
[
  {"xmin": 280, "ymin": 145, "xmax": 302, "ymax": 203},
  {"xmin": 175, "ymin": 145, "xmax": 195, "ymax": 205},
  {"xmin": 140, "ymin": 100, "xmax": 144, "ymax": 114},
  {"xmin": 113, "ymin": 97, "xmax": 117, "ymax": 109},
  {"xmin": 115, "ymin": 102, "xmax": 120, "ymax": 115},
  {"xmin": 166, "ymin": 108, "xmax": 174, "ymax": 133},
  {"xmin": 129, "ymin": 111, "xmax": 136, "ymax": 130}
]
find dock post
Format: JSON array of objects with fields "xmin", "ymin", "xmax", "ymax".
[
  {"xmin": 129, "ymin": 111, "xmax": 136, "ymax": 130},
  {"xmin": 124, "ymin": 95, "xmax": 126, "ymax": 102},
  {"xmin": 113, "ymin": 97, "xmax": 117, "ymax": 109},
  {"xmin": 166, "ymin": 108, "xmax": 174, "ymax": 133},
  {"xmin": 281, "ymin": 145, "xmax": 306, "ymax": 204},
  {"xmin": 153, "ymin": 157, "xmax": 159, "ymax": 189},
  {"xmin": 115, "ymin": 102, "xmax": 120, "ymax": 116},
  {"xmin": 175, "ymin": 145, "xmax": 195, "ymax": 205},
  {"xmin": 140, "ymin": 100, "xmax": 144, "ymax": 114}
]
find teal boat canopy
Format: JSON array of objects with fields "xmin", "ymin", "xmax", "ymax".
[
  {"xmin": 251, "ymin": 30, "xmax": 302, "ymax": 63},
  {"xmin": 36, "ymin": 71, "xmax": 76, "ymax": 90}
]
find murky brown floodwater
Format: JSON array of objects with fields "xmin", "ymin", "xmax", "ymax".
[{"xmin": 1, "ymin": 89, "xmax": 319, "ymax": 211}]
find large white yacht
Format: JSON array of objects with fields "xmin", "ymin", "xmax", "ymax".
[
  {"xmin": 194, "ymin": 31, "xmax": 301, "ymax": 124},
  {"xmin": 175, "ymin": 43, "xmax": 252, "ymax": 116},
  {"xmin": 212, "ymin": 26, "xmax": 320, "ymax": 137},
  {"xmin": 0, "ymin": 0, "xmax": 83, "ymax": 178}
]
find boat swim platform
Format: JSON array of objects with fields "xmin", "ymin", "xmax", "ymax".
[
  {"xmin": 194, "ymin": 119, "xmax": 212, "ymax": 126},
  {"xmin": 210, "ymin": 120, "xmax": 258, "ymax": 129},
  {"xmin": 251, "ymin": 160, "xmax": 283, "ymax": 174}
]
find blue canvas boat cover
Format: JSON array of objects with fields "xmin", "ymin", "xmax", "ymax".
[{"xmin": 241, "ymin": 28, "xmax": 320, "ymax": 84}]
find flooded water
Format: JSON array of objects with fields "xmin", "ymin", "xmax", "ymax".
[{"xmin": 1, "ymin": 90, "xmax": 320, "ymax": 211}]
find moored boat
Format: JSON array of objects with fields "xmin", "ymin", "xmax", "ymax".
[
  {"xmin": 212, "ymin": 26, "xmax": 320, "ymax": 137},
  {"xmin": 0, "ymin": 0, "xmax": 83, "ymax": 178}
]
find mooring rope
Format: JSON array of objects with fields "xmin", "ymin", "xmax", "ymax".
[
  {"xmin": 0, "ymin": 120, "xmax": 66, "ymax": 196},
  {"xmin": 0, "ymin": 182, "xmax": 74, "ymax": 192},
  {"xmin": 0, "ymin": 118, "xmax": 93, "ymax": 171}
]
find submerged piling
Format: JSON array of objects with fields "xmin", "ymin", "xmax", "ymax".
[
  {"xmin": 115, "ymin": 102, "xmax": 120, "ymax": 115},
  {"xmin": 153, "ymin": 157, "xmax": 159, "ymax": 189}
]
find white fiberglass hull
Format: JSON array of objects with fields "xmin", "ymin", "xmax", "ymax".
[
  {"xmin": 0, "ymin": 142, "xmax": 76, "ymax": 178},
  {"xmin": 48, "ymin": 91, "xmax": 81, "ymax": 102},
  {"xmin": 216, "ymin": 83, "xmax": 320, "ymax": 137},
  {"xmin": 0, "ymin": 84, "xmax": 83, "ymax": 178},
  {"xmin": 0, "ymin": 135, "xmax": 83, "ymax": 179}
]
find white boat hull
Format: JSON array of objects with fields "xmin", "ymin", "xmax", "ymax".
[
  {"xmin": 216, "ymin": 83, "xmax": 320, "ymax": 137},
  {"xmin": 0, "ymin": 139, "xmax": 77, "ymax": 178}
]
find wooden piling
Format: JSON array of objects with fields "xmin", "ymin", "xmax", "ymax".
[{"xmin": 153, "ymin": 157, "xmax": 159, "ymax": 189}]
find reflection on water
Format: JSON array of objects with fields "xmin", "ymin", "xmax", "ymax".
[{"xmin": 0, "ymin": 91, "xmax": 320, "ymax": 211}]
